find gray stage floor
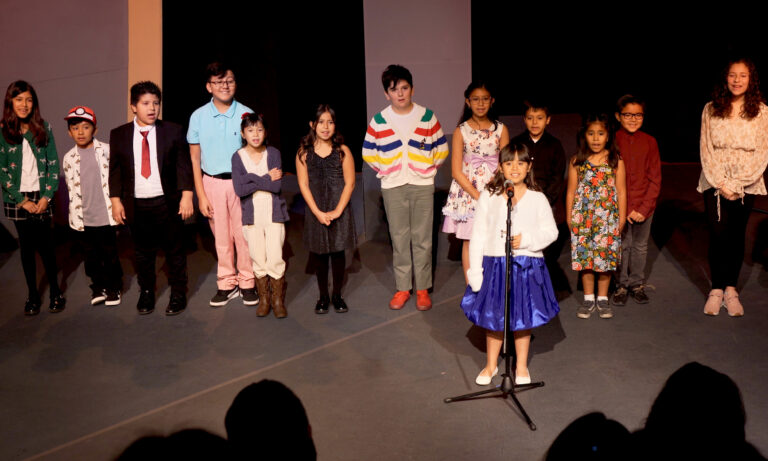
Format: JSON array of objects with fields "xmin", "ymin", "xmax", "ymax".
[{"xmin": 1, "ymin": 165, "xmax": 767, "ymax": 460}]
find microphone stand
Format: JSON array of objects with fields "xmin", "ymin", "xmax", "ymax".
[{"xmin": 444, "ymin": 183, "xmax": 544, "ymax": 431}]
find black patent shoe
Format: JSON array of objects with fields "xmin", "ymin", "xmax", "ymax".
[
  {"xmin": 315, "ymin": 295, "xmax": 330, "ymax": 314},
  {"xmin": 137, "ymin": 289, "xmax": 155, "ymax": 315},
  {"xmin": 332, "ymin": 294, "xmax": 348, "ymax": 313},
  {"xmin": 24, "ymin": 298, "xmax": 42, "ymax": 316},
  {"xmin": 49, "ymin": 294, "xmax": 66, "ymax": 313},
  {"xmin": 165, "ymin": 293, "xmax": 187, "ymax": 316}
]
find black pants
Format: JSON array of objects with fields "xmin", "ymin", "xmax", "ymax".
[
  {"xmin": 704, "ymin": 189, "xmax": 755, "ymax": 289},
  {"xmin": 79, "ymin": 225, "xmax": 123, "ymax": 292},
  {"xmin": 129, "ymin": 196, "xmax": 187, "ymax": 295},
  {"xmin": 14, "ymin": 217, "xmax": 60, "ymax": 300},
  {"xmin": 310, "ymin": 250, "xmax": 345, "ymax": 297}
]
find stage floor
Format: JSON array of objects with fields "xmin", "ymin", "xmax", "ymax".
[{"xmin": 1, "ymin": 165, "xmax": 767, "ymax": 460}]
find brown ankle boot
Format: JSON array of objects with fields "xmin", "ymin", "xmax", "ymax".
[
  {"xmin": 255, "ymin": 276, "xmax": 270, "ymax": 317},
  {"xmin": 270, "ymin": 276, "xmax": 287, "ymax": 318}
]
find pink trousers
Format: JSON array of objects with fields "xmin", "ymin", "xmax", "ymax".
[{"xmin": 203, "ymin": 175, "xmax": 255, "ymax": 289}]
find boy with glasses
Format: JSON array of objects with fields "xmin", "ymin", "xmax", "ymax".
[
  {"xmin": 612, "ymin": 94, "xmax": 661, "ymax": 305},
  {"xmin": 188, "ymin": 62, "xmax": 258, "ymax": 307}
]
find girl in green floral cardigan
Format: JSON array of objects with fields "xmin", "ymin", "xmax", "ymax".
[{"xmin": 0, "ymin": 80, "xmax": 65, "ymax": 315}]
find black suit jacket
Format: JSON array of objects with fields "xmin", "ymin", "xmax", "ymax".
[{"xmin": 108, "ymin": 120, "xmax": 193, "ymax": 222}]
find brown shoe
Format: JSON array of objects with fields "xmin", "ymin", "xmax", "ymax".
[
  {"xmin": 270, "ymin": 276, "xmax": 287, "ymax": 319},
  {"xmin": 255, "ymin": 276, "xmax": 271, "ymax": 317}
]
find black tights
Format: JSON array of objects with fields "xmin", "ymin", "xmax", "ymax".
[
  {"xmin": 311, "ymin": 251, "xmax": 345, "ymax": 297},
  {"xmin": 14, "ymin": 218, "xmax": 60, "ymax": 300}
]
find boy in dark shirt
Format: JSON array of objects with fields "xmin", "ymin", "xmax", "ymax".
[{"xmin": 510, "ymin": 101, "xmax": 568, "ymax": 294}]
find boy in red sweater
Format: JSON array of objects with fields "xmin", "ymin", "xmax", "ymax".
[{"xmin": 612, "ymin": 95, "xmax": 661, "ymax": 305}]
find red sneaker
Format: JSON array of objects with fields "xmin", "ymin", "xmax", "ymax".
[
  {"xmin": 389, "ymin": 291, "xmax": 410, "ymax": 310},
  {"xmin": 416, "ymin": 290, "xmax": 432, "ymax": 311}
]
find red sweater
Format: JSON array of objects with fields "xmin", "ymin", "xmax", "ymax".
[{"xmin": 616, "ymin": 129, "xmax": 661, "ymax": 218}]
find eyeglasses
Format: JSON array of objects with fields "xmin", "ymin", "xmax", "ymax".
[
  {"xmin": 620, "ymin": 113, "xmax": 644, "ymax": 120},
  {"xmin": 469, "ymin": 96, "xmax": 491, "ymax": 103},
  {"xmin": 209, "ymin": 79, "xmax": 236, "ymax": 88}
]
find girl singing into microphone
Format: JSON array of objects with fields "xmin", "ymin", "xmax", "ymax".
[{"xmin": 461, "ymin": 143, "xmax": 560, "ymax": 386}]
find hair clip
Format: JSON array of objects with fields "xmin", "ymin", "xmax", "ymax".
[{"xmin": 241, "ymin": 112, "xmax": 251, "ymax": 120}]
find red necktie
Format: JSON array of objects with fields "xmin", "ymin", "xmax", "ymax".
[{"xmin": 141, "ymin": 130, "xmax": 150, "ymax": 179}]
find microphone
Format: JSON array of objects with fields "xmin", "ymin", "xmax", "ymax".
[{"xmin": 504, "ymin": 179, "xmax": 515, "ymax": 198}]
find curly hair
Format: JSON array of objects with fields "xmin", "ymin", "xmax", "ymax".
[{"xmin": 711, "ymin": 57, "xmax": 764, "ymax": 120}]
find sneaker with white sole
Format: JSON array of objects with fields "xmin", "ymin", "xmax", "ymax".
[
  {"xmin": 210, "ymin": 287, "xmax": 239, "ymax": 307},
  {"xmin": 596, "ymin": 299, "xmax": 614, "ymax": 319},
  {"xmin": 105, "ymin": 290, "xmax": 121, "ymax": 306},
  {"xmin": 576, "ymin": 299, "xmax": 596, "ymax": 319}
]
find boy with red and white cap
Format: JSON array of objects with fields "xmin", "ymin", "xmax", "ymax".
[{"xmin": 62, "ymin": 106, "xmax": 123, "ymax": 306}]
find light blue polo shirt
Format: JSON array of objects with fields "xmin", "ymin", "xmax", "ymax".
[{"xmin": 187, "ymin": 99, "xmax": 252, "ymax": 175}]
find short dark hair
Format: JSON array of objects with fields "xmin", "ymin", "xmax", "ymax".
[
  {"xmin": 205, "ymin": 61, "xmax": 233, "ymax": 82},
  {"xmin": 616, "ymin": 94, "xmax": 646, "ymax": 113},
  {"xmin": 381, "ymin": 64, "xmax": 413, "ymax": 91},
  {"xmin": 130, "ymin": 81, "xmax": 162, "ymax": 106},
  {"xmin": 66, "ymin": 118, "xmax": 95, "ymax": 129},
  {"xmin": 523, "ymin": 99, "xmax": 550, "ymax": 118}
]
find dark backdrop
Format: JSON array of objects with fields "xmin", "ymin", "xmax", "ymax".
[
  {"xmin": 162, "ymin": 1, "xmax": 367, "ymax": 173},
  {"xmin": 470, "ymin": 4, "xmax": 767, "ymax": 162}
]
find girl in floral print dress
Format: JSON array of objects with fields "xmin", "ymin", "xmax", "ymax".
[
  {"xmin": 442, "ymin": 81, "xmax": 509, "ymax": 282},
  {"xmin": 566, "ymin": 114, "xmax": 626, "ymax": 320}
]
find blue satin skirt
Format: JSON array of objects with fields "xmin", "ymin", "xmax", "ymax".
[{"xmin": 461, "ymin": 256, "xmax": 560, "ymax": 332}]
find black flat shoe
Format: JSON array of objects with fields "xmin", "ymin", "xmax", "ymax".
[
  {"xmin": 165, "ymin": 293, "xmax": 186, "ymax": 316},
  {"xmin": 315, "ymin": 295, "xmax": 330, "ymax": 315},
  {"xmin": 331, "ymin": 294, "xmax": 348, "ymax": 313},
  {"xmin": 49, "ymin": 294, "xmax": 66, "ymax": 313},
  {"xmin": 24, "ymin": 298, "xmax": 41, "ymax": 316},
  {"xmin": 137, "ymin": 290, "xmax": 155, "ymax": 315}
]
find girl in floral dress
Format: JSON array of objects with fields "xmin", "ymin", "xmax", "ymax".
[
  {"xmin": 442, "ymin": 82, "xmax": 509, "ymax": 282},
  {"xmin": 565, "ymin": 114, "xmax": 626, "ymax": 320}
]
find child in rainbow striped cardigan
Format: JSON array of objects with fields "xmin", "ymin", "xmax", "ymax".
[{"xmin": 362, "ymin": 64, "xmax": 449, "ymax": 311}]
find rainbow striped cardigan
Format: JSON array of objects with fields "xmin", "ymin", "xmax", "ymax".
[{"xmin": 362, "ymin": 104, "xmax": 449, "ymax": 178}]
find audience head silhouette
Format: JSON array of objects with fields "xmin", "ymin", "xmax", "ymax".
[
  {"xmin": 225, "ymin": 379, "xmax": 316, "ymax": 460},
  {"xmin": 546, "ymin": 412, "xmax": 629, "ymax": 460}
]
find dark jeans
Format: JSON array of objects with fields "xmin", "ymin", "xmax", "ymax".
[
  {"xmin": 129, "ymin": 196, "xmax": 187, "ymax": 295},
  {"xmin": 704, "ymin": 189, "xmax": 755, "ymax": 289},
  {"xmin": 14, "ymin": 217, "xmax": 60, "ymax": 300},
  {"xmin": 618, "ymin": 214, "xmax": 653, "ymax": 287},
  {"xmin": 79, "ymin": 225, "xmax": 123, "ymax": 292}
]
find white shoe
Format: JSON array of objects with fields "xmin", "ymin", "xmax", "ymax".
[
  {"xmin": 515, "ymin": 371, "xmax": 531, "ymax": 385},
  {"xmin": 475, "ymin": 367, "xmax": 498, "ymax": 385}
]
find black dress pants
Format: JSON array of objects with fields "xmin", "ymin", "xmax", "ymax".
[{"xmin": 130, "ymin": 196, "xmax": 187, "ymax": 295}]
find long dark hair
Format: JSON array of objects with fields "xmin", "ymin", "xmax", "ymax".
[
  {"xmin": 298, "ymin": 104, "xmax": 345, "ymax": 164},
  {"xmin": 240, "ymin": 112, "xmax": 268, "ymax": 147},
  {"xmin": 486, "ymin": 143, "xmax": 539, "ymax": 196},
  {"xmin": 573, "ymin": 114, "xmax": 619, "ymax": 169},
  {"xmin": 457, "ymin": 81, "xmax": 499, "ymax": 130},
  {"xmin": 2, "ymin": 80, "xmax": 48, "ymax": 146},
  {"xmin": 711, "ymin": 57, "xmax": 764, "ymax": 120}
]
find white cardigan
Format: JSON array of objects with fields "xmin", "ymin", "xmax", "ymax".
[{"xmin": 467, "ymin": 189, "xmax": 557, "ymax": 291}]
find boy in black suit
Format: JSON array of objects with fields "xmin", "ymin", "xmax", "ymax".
[{"xmin": 109, "ymin": 81, "xmax": 194, "ymax": 315}]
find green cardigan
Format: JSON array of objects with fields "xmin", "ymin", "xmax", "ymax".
[{"xmin": 0, "ymin": 122, "xmax": 59, "ymax": 205}]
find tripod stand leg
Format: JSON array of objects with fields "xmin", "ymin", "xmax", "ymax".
[{"xmin": 444, "ymin": 386, "xmax": 504, "ymax": 403}]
